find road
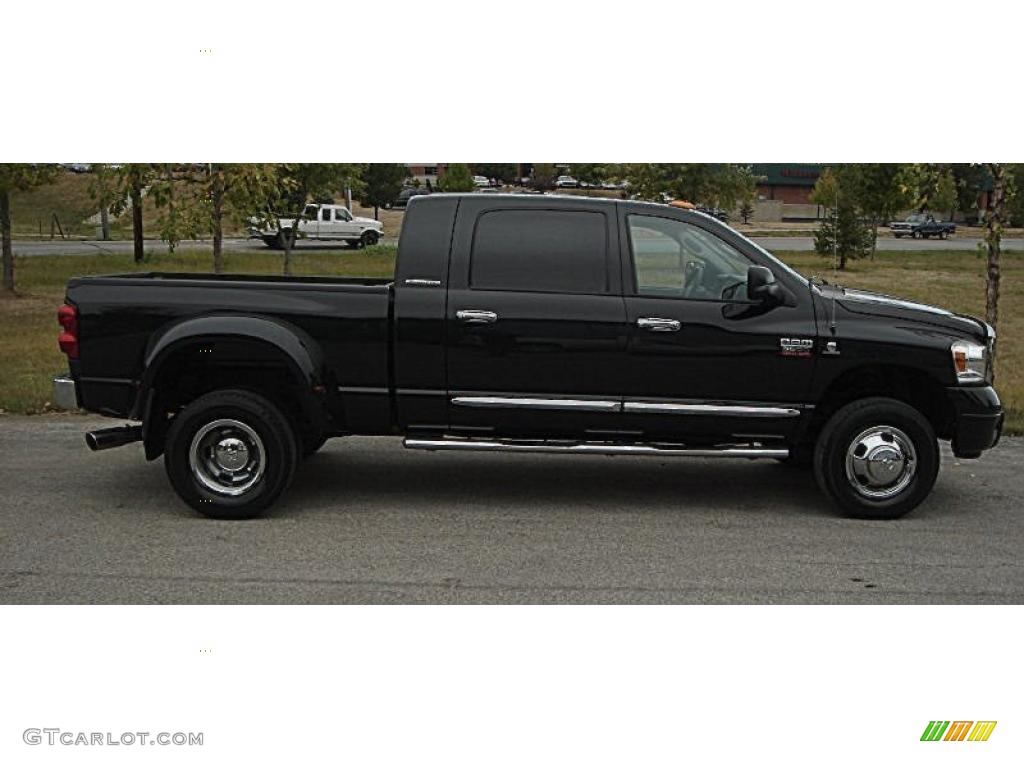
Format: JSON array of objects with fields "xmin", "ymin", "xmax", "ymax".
[
  {"xmin": 9, "ymin": 237, "xmax": 398, "ymax": 256},
  {"xmin": 1, "ymin": 416, "xmax": 1021, "ymax": 604},
  {"xmin": 10, "ymin": 235, "xmax": 1023, "ymax": 256}
]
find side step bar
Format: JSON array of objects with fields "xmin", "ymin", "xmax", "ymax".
[{"xmin": 404, "ymin": 438, "xmax": 787, "ymax": 459}]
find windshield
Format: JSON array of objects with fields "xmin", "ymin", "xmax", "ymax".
[{"xmin": 906, "ymin": 213, "xmax": 925, "ymax": 223}]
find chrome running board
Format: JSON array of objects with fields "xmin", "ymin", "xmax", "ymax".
[{"xmin": 403, "ymin": 438, "xmax": 787, "ymax": 459}]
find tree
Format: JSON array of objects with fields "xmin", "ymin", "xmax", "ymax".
[
  {"xmin": 0, "ymin": 163, "xmax": 60, "ymax": 292},
  {"xmin": 928, "ymin": 167, "xmax": 959, "ymax": 221},
  {"xmin": 359, "ymin": 163, "xmax": 409, "ymax": 219},
  {"xmin": 163, "ymin": 164, "xmax": 281, "ymax": 274},
  {"xmin": 951, "ymin": 164, "xmax": 988, "ymax": 224},
  {"xmin": 108, "ymin": 164, "xmax": 157, "ymax": 263},
  {"xmin": 470, "ymin": 164, "xmax": 518, "ymax": 185},
  {"xmin": 530, "ymin": 163, "xmax": 556, "ymax": 191},
  {"xmin": 980, "ymin": 163, "xmax": 1015, "ymax": 375},
  {"xmin": 739, "ymin": 199, "xmax": 755, "ymax": 224},
  {"xmin": 838, "ymin": 163, "xmax": 920, "ymax": 257},
  {"xmin": 809, "ymin": 167, "xmax": 873, "ymax": 270},
  {"xmin": 87, "ymin": 164, "xmax": 120, "ymax": 241},
  {"xmin": 274, "ymin": 164, "xmax": 367, "ymax": 275},
  {"xmin": 438, "ymin": 163, "xmax": 475, "ymax": 192},
  {"xmin": 619, "ymin": 164, "xmax": 757, "ymax": 209},
  {"xmin": 570, "ymin": 163, "xmax": 607, "ymax": 193}
]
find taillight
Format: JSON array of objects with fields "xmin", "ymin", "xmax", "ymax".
[{"xmin": 58, "ymin": 303, "xmax": 78, "ymax": 359}]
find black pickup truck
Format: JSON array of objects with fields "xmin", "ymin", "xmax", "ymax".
[{"xmin": 53, "ymin": 194, "xmax": 1002, "ymax": 520}]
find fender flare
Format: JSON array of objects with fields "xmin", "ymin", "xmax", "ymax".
[{"xmin": 132, "ymin": 314, "xmax": 327, "ymax": 444}]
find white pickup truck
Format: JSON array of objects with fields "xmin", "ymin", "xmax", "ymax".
[{"xmin": 251, "ymin": 203, "xmax": 384, "ymax": 249}]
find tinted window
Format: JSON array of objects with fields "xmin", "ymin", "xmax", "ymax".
[
  {"xmin": 321, "ymin": 208, "xmax": 331, "ymax": 221},
  {"xmin": 628, "ymin": 215, "xmax": 752, "ymax": 301},
  {"xmin": 471, "ymin": 210, "xmax": 607, "ymax": 294}
]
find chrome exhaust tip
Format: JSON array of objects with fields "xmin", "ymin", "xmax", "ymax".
[{"xmin": 85, "ymin": 425, "xmax": 143, "ymax": 451}]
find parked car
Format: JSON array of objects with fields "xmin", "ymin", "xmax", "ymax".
[
  {"xmin": 555, "ymin": 175, "xmax": 579, "ymax": 188},
  {"xmin": 55, "ymin": 194, "xmax": 1002, "ymax": 520},
  {"xmin": 249, "ymin": 203, "xmax": 383, "ymax": 248},
  {"xmin": 889, "ymin": 213, "xmax": 956, "ymax": 239},
  {"xmin": 386, "ymin": 187, "xmax": 431, "ymax": 210},
  {"xmin": 696, "ymin": 205, "xmax": 730, "ymax": 222},
  {"xmin": 473, "ymin": 175, "xmax": 490, "ymax": 188}
]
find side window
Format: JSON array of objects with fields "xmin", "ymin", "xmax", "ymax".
[
  {"xmin": 322, "ymin": 208, "xmax": 332, "ymax": 222},
  {"xmin": 470, "ymin": 210, "xmax": 607, "ymax": 294},
  {"xmin": 337, "ymin": 209, "xmax": 351, "ymax": 221},
  {"xmin": 628, "ymin": 215, "xmax": 753, "ymax": 301},
  {"xmin": 304, "ymin": 205, "xmax": 318, "ymax": 220}
]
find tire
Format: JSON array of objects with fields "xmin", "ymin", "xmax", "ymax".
[
  {"xmin": 164, "ymin": 389, "xmax": 298, "ymax": 519},
  {"xmin": 939, "ymin": 231, "xmax": 947, "ymax": 240},
  {"xmin": 361, "ymin": 230, "xmax": 380, "ymax": 248},
  {"xmin": 813, "ymin": 397, "xmax": 939, "ymax": 520},
  {"xmin": 911, "ymin": 230, "xmax": 921, "ymax": 239},
  {"xmin": 262, "ymin": 235, "xmax": 281, "ymax": 249},
  {"xmin": 278, "ymin": 229, "xmax": 295, "ymax": 249},
  {"xmin": 893, "ymin": 233, "xmax": 903, "ymax": 239}
]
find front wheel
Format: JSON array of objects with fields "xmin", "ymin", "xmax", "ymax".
[
  {"xmin": 813, "ymin": 397, "xmax": 939, "ymax": 519},
  {"xmin": 911, "ymin": 230, "xmax": 921, "ymax": 239},
  {"xmin": 164, "ymin": 389, "xmax": 298, "ymax": 519},
  {"xmin": 361, "ymin": 230, "xmax": 380, "ymax": 247}
]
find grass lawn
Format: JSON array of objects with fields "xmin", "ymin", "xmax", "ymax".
[{"xmin": 1, "ymin": 245, "xmax": 1020, "ymax": 433}]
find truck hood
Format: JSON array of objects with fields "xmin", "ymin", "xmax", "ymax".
[
  {"xmin": 353, "ymin": 215, "xmax": 383, "ymax": 228},
  {"xmin": 820, "ymin": 285, "xmax": 990, "ymax": 340}
]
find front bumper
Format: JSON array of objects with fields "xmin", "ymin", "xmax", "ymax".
[
  {"xmin": 52, "ymin": 374, "xmax": 80, "ymax": 410},
  {"xmin": 947, "ymin": 385, "xmax": 1003, "ymax": 458}
]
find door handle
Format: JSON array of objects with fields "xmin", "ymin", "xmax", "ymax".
[
  {"xmin": 457, "ymin": 309, "xmax": 498, "ymax": 324},
  {"xmin": 636, "ymin": 317, "xmax": 681, "ymax": 332}
]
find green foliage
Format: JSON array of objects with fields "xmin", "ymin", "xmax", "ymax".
[
  {"xmin": 619, "ymin": 163, "xmax": 757, "ymax": 209},
  {"xmin": 530, "ymin": 163, "xmax": 556, "ymax": 191},
  {"xmin": 810, "ymin": 167, "xmax": 874, "ymax": 270},
  {"xmin": 438, "ymin": 163, "xmax": 475, "ymax": 192},
  {"xmin": 570, "ymin": 164, "xmax": 608, "ymax": 186},
  {"xmin": 929, "ymin": 168, "xmax": 959, "ymax": 219},
  {"xmin": 951, "ymin": 164, "xmax": 988, "ymax": 222},
  {"xmin": 1, "ymin": 163, "xmax": 61, "ymax": 291},
  {"xmin": 470, "ymin": 164, "xmax": 518, "ymax": 184},
  {"xmin": 358, "ymin": 163, "xmax": 409, "ymax": 217},
  {"xmin": 839, "ymin": 164, "xmax": 921, "ymax": 226}
]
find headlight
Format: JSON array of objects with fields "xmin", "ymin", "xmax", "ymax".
[{"xmin": 951, "ymin": 340, "xmax": 989, "ymax": 382}]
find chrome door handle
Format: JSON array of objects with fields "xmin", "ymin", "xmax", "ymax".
[
  {"xmin": 457, "ymin": 309, "xmax": 498, "ymax": 324},
  {"xmin": 637, "ymin": 317, "xmax": 681, "ymax": 332}
]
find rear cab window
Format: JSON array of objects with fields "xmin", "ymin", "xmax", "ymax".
[{"xmin": 470, "ymin": 209, "xmax": 608, "ymax": 294}]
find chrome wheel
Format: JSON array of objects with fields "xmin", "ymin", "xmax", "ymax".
[
  {"xmin": 844, "ymin": 425, "xmax": 917, "ymax": 500},
  {"xmin": 189, "ymin": 418, "xmax": 266, "ymax": 496}
]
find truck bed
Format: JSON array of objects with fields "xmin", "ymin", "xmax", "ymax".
[{"xmin": 66, "ymin": 272, "xmax": 396, "ymax": 432}]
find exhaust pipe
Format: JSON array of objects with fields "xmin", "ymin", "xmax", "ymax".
[{"xmin": 85, "ymin": 425, "xmax": 143, "ymax": 451}]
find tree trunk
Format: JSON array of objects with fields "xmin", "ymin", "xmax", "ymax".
[
  {"xmin": 1, "ymin": 189, "xmax": 13, "ymax": 292},
  {"xmin": 374, "ymin": 205, "xmax": 379, "ymax": 220},
  {"xmin": 131, "ymin": 184, "xmax": 144, "ymax": 264},
  {"xmin": 983, "ymin": 164, "xmax": 1005, "ymax": 376},
  {"xmin": 100, "ymin": 207, "xmax": 110, "ymax": 240},
  {"xmin": 212, "ymin": 172, "xmax": 225, "ymax": 274},
  {"xmin": 282, "ymin": 213, "xmax": 302, "ymax": 277}
]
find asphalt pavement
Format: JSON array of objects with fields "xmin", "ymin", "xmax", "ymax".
[
  {"xmin": 10, "ymin": 235, "xmax": 1023, "ymax": 257},
  {"xmin": 1, "ymin": 415, "xmax": 1021, "ymax": 604}
]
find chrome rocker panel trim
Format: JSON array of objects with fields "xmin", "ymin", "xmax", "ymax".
[{"xmin": 405, "ymin": 438, "xmax": 788, "ymax": 459}]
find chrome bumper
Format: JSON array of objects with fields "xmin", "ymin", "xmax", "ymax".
[{"xmin": 52, "ymin": 375, "xmax": 80, "ymax": 410}]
